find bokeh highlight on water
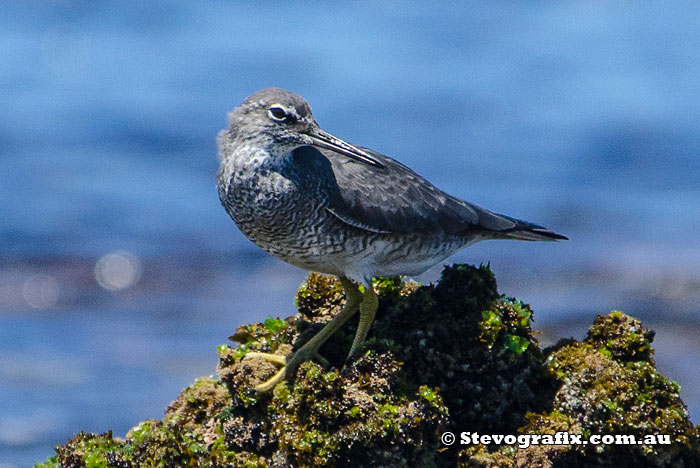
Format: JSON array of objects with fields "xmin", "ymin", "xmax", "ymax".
[{"xmin": 1, "ymin": 2, "xmax": 699, "ymax": 465}]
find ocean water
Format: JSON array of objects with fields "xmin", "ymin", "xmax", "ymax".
[{"xmin": 1, "ymin": 1, "xmax": 699, "ymax": 465}]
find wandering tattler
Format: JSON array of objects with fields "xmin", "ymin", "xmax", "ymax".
[{"xmin": 217, "ymin": 88, "xmax": 567, "ymax": 392}]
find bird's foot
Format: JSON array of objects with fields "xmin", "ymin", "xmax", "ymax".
[
  {"xmin": 244, "ymin": 276, "xmax": 365, "ymax": 393},
  {"xmin": 245, "ymin": 351, "xmax": 287, "ymax": 366},
  {"xmin": 245, "ymin": 347, "xmax": 326, "ymax": 393}
]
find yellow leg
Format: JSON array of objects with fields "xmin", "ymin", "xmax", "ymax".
[
  {"xmin": 347, "ymin": 285, "xmax": 378, "ymax": 360},
  {"xmin": 246, "ymin": 277, "xmax": 363, "ymax": 392}
]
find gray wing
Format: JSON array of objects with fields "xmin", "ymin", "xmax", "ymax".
[{"xmin": 292, "ymin": 145, "xmax": 566, "ymax": 240}]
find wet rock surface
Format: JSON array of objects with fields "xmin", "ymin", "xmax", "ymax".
[{"xmin": 37, "ymin": 265, "xmax": 700, "ymax": 467}]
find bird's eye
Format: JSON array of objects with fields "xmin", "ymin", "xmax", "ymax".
[
  {"xmin": 268, "ymin": 105, "xmax": 299, "ymax": 124},
  {"xmin": 268, "ymin": 106, "xmax": 287, "ymax": 121}
]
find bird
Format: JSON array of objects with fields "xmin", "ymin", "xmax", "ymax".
[{"xmin": 216, "ymin": 87, "xmax": 567, "ymax": 392}]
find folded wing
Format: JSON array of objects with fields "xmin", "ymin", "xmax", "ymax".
[{"xmin": 293, "ymin": 145, "xmax": 567, "ymax": 241}]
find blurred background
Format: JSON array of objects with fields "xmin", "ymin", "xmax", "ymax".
[{"xmin": 2, "ymin": 1, "xmax": 699, "ymax": 465}]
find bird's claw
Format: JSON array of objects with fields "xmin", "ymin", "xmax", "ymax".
[
  {"xmin": 244, "ymin": 351, "xmax": 287, "ymax": 365},
  {"xmin": 244, "ymin": 348, "xmax": 325, "ymax": 393}
]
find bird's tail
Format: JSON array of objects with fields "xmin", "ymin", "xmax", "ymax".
[
  {"xmin": 477, "ymin": 210, "xmax": 568, "ymax": 241},
  {"xmin": 500, "ymin": 227, "xmax": 568, "ymax": 242},
  {"xmin": 459, "ymin": 201, "xmax": 568, "ymax": 242}
]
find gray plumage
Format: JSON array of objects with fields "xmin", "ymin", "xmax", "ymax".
[
  {"xmin": 217, "ymin": 87, "xmax": 567, "ymax": 392},
  {"xmin": 217, "ymin": 87, "xmax": 565, "ymax": 286}
]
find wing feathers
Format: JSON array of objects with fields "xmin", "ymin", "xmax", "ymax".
[{"xmin": 294, "ymin": 145, "xmax": 565, "ymax": 241}]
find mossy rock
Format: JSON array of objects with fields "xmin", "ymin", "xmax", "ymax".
[{"xmin": 36, "ymin": 264, "xmax": 700, "ymax": 467}]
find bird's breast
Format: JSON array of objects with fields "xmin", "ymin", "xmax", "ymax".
[{"xmin": 218, "ymin": 157, "xmax": 330, "ymax": 251}]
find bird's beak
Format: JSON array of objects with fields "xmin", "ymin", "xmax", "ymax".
[{"xmin": 306, "ymin": 128, "xmax": 385, "ymax": 169}]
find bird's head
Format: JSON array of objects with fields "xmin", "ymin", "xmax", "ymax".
[{"xmin": 224, "ymin": 88, "xmax": 383, "ymax": 168}]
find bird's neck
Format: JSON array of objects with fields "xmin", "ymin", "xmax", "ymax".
[
  {"xmin": 224, "ymin": 131, "xmax": 298, "ymax": 168},
  {"xmin": 218, "ymin": 134, "xmax": 296, "ymax": 192}
]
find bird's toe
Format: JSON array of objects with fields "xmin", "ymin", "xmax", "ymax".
[
  {"xmin": 246, "ymin": 347, "xmax": 322, "ymax": 393},
  {"xmin": 244, "ymin": 351, "xmax": 287, "ymax": 366}
]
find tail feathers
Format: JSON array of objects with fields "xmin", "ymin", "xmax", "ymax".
[
  {"xmin": 466, "ymin": 204, "xmax": 568, "ymax": 242},
  {"xmin": 502, "ymin": 227, "xmax": 569, "ymax": 242}
]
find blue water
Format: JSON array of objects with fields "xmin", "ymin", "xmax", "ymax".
[{"xmin": 2, "ymin": 2, "xmax": 700, "ymax": 465}]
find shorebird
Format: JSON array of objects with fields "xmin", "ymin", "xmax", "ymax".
[{"xmin": 217, "ymin": 88, "xmax": 566, "ymax": 392}]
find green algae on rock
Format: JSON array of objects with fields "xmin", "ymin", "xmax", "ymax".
[
  {"xmin": 36, "ymin": 265, "xmax": 700, "ymax": 468},
  {"xmin": 459, "ymin": 312, "xmax": 700, "ymax": 468}
]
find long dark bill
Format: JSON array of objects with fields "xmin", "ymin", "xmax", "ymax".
[{"xmin": 307, "ymin": 129, "xmax": 385, "ymax": 168}]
